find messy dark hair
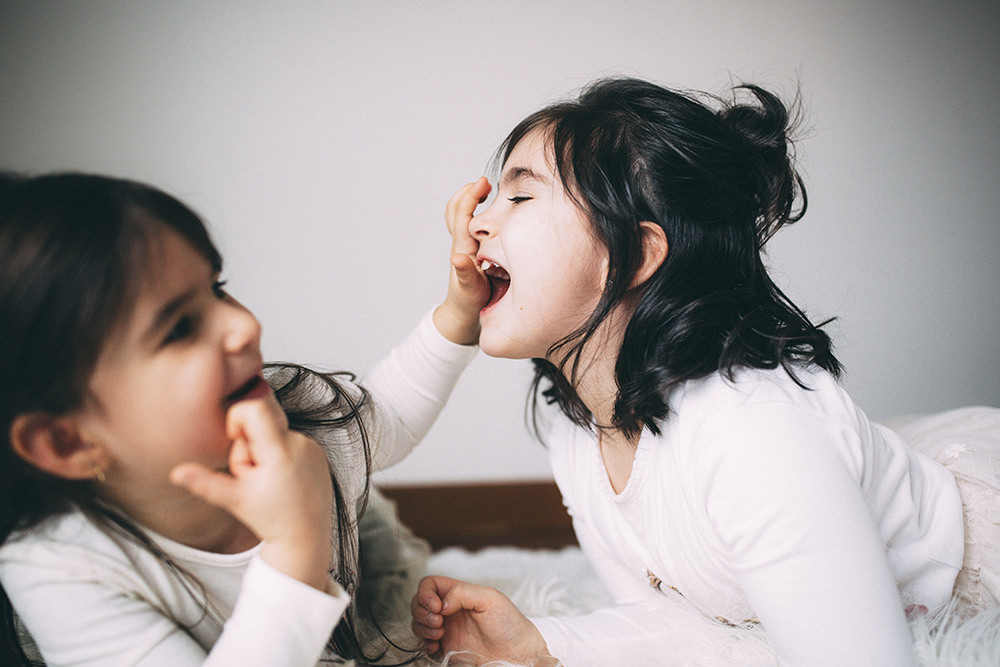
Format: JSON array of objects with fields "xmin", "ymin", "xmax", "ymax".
[{"xmin": 494, "ymin": 78, "xmax": 841, "ymax": 439}]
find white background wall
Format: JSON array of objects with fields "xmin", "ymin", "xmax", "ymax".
[{"xmin": 1, "ymin": 1, "xmax": 997, "ymax": 485}]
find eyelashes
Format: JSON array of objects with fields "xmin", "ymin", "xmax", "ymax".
[
  {"xmin": 212, "ymin": 279, "xmax": 229, "ymax": 299},
  {"xmin": 508, "ymin": 195, "xmax": 532, "ymax": 205}
]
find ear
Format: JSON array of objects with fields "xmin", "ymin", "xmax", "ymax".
[
  {"xmin": 9, "ymin": 413, "xmax": 104, "ymax": 481},
  {"xmin": 631, "ymin": 221, "xmax": 668, "ymax": 288}
]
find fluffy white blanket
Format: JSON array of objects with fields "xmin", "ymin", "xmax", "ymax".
[{"xmin": 422, "ymin": 545, "xmax": 1000, "ymax": 666}]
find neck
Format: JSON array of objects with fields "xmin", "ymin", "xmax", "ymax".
[
  {"xmin": 101, "ymin": 479, "xmax": 258, "ymax": 554},
  {"xmin": 555, "ymin": 307, "xmax": 629, "ymax": 437},
  {"xmin": 560, "ymin": 317, "xmax": 641, "ymax": 495}
]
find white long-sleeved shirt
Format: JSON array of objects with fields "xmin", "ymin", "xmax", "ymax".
[
  {"xmin": 531, "ymin": 365, "xmax": 964, "ymax": 666},
  {"xmin": 0, "ymin": 312, "xmax": 477, "ymax": 666}
]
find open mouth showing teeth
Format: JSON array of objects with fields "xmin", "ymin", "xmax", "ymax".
[{"xmin": 480, "ymin": 260, "xmax": 510, "ymax": 309}]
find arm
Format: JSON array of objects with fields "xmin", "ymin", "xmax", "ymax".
[
  {"xmin": 411, "ymin": 535, "xmax": 696, "ymax": 667},
  {"xmin": 537, "ymin": 405, "xmax": 917, "ymax": 667},
  {"xmin": 2, "ymin": 539, "xmax": 349, "ymax": 666},
  {"xmin": 699, "ymin": 403, "xmax": 917, "ymax": 666},
  {"xmin": 363, "ymin": 179, "xmax": 489, "ymax": 469},
  {"xmin": 2, "ymin": 395, "xmax": 349, "ymax": 665}
]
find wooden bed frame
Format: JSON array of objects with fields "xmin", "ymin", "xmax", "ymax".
[{"xmin": 378, "ymin": 480, "xmax": 577, "ymax": 551}]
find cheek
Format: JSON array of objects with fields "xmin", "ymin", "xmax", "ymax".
[
  {"xmin": 170, "ymin": 352, "xmax": 227, "ymax": 405},
  {"xmin": 156, "ymin": 359, "xmax": 230, "ymax": 441},
  {"xmin": 560, "ymin": 243, "xmax": 607, "ymax": 303}
]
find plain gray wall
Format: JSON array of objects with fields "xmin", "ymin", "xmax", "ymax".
[{"xmin": 2, "ymin": 1, "xmax": 997, "ymax": 485}]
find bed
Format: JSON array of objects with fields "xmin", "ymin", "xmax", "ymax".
[{"xmin": 378, "ymin": 480, "xmax": 1000, "ymax": 667}]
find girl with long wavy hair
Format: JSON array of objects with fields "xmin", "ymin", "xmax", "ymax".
[{"xmin": 412, "ymin": 78, "xmax": 1000, "ymax": 666}]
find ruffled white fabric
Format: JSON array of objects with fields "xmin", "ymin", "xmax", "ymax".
[{"xmin": 883, "ymin": 407, "xmax": 1000, "ymax": 612}]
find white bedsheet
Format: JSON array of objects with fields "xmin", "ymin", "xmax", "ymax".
[{"xmin": 423, "ymin": 545, "xmax": 1000, "ymax": 667}]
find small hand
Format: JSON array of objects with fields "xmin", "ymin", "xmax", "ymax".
[
  {"xmin": 411, "ymin": 576, "xmax": 556, "ymax": 666},
  {"xmin": 433, "ymin": 177, "xmax": 493, "ymax": 346},
  {"xmin": 170, "ymin": 393, "xmax": 333, "ymax": 591}
]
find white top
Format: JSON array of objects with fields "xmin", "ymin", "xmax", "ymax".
[
  {"xmin": 0, "ymin": 312, "xmax": 477, "ymax": 666},
  {"xmin": 532, "ymin": 365, "xmax": 964, "ymax": 667}
]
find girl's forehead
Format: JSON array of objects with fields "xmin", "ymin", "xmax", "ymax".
[{"xmin": 502, "ymin": 130, "xmax": 559, "ymax": 187}]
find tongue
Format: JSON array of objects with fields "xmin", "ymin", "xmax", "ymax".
[{"xmin": 486, "ymin": 275, "xmax": 510, "ymax": 308}]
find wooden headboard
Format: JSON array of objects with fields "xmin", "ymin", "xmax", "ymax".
[{"xmin": 378, "ymin": 480, "xmax": 576, "ymax": 551}]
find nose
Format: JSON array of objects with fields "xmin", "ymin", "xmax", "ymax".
[
  {"xmin": 468, "ymin": 201, "xmax": 498, "ymax": 240},
  {"xmin": 223, "ymin": 299, "xmax": 262, "ymax": 355}
]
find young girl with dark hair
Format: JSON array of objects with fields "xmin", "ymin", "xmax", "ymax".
[
  {"xmin": 0, "ymin": 171, "xmax": 483, "ymax": 665},
  {"xmin": 411, "ymin": 78, "xmax": 1000, "ymax": 665}
]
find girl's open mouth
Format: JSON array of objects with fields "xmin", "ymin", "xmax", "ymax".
[
  {"xmin": 480, "ymin": 260, "xmax": 510, "ymax": 310},
  {"xmin": 226, "ymin": 375, "xmax": 269, "ymax": 403}
]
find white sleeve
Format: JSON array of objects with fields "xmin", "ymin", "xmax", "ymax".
[
  {"xmin": 1, "ymin": 542, "xmax": 349, "ymax": 666},
  {"xmin": 363, "ymin": 310, "xmax": 478, "ymax": 470},
  {"xmin": 697, "ymin": 403, "xmax": 916, "ymax": 666},
  {"xmin": 203, "ymin": 558, "xmax": 349, "ymax": 666}
]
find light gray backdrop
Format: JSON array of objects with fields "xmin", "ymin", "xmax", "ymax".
[{"xmin": 2, "ymin": 1, "xmax": 997, "ymax": 485}]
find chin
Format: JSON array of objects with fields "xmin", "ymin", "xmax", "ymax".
[
  {"xmin": 477, "ymin": 333, "xmax": 531, "ymax": 361},
  {"xmin": 478, "ymin": 342, "xmax": 517, "ymax": 360}
]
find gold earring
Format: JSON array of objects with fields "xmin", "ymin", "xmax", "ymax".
[{"xmin": 92, "ymin": 464, "xmax": 106, "ymax": 484}]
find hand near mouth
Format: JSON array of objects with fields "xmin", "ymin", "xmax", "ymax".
[
  {"xmin": 434, "ymin": 177, "xmax": 493, "ymax": 346},
  {"xmin": 169, "ymin": 395, "xmax": 334, "ymax": 592}
]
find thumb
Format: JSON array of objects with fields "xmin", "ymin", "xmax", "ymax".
[
  {"xmin": 452, "ymin": 253, "xmax": 478, "ymax": 279},
  {"xmin": 170, "ymin": 462, "xmax": 241, "ymax": 512},
  {"xmin": 440, "ymin": 580, "xmax": 489, "ymax": 616},
  {"xmin": 452, "ymin": 253, "xmax": 489, "ymax": 294}
]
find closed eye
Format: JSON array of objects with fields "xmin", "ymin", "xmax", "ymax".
[{"xmin": 508, "ymin": 195, "xmax": 532, "ymax": 205}]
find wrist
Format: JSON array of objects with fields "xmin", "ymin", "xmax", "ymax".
[
  {"xmin": 433, "ymin": 302, "xmax": 481, "ymax": 346},
  {"xmin": 260, "ymin": 536, "xmax": 331, "ymax": 592},
  {"xmin": 526, "ymin": 627, "xmax": 557, "ymax": 667}
]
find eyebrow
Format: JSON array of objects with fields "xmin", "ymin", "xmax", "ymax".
[{"xmin": 500, "ymin": 165, "xmax": 549, "ymax": 189}]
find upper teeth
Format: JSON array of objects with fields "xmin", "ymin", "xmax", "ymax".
[{"xmin": 481, "ymin": 260, "xmax": 493, "ymax": 271}]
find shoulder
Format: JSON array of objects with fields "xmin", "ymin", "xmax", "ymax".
[
  {"xmin": 670, "ymin": 366, "xmax": 868, "ymax": 491},
  {"xmin": 3, "ymin": 510, "xmax": 112, "ymax": 555},
  {"xmin": 542, "ymin": 412, "xmax": 602, "ymax": 505},
  {"xmin": 544, "ymin": 410, "xmax": 592, "ymax": 466},
  {"xmin": 0, "ymin": 511, "xmax": 145, "ymax": 588},
  {"xmin": 660, "ymin": 371, "xmax": 882, "ymax": 556},
  {"xmin": 678, "ymin": 364, "xmax": 849, "ymax": 415},
  {"xmin": 675, "ymin": 365, "xmax": 859, "ymax": 444}
]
